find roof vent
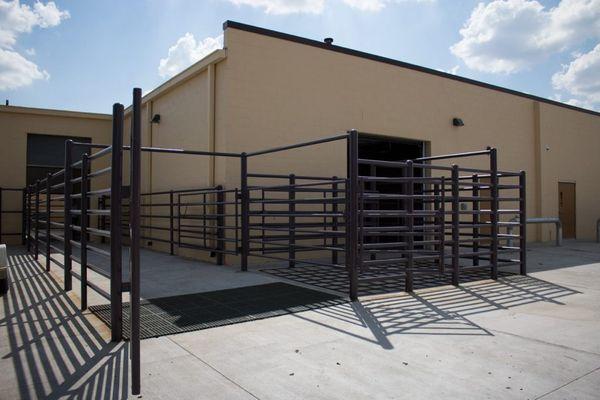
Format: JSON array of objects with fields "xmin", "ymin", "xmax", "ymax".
[{"xmin": 324, "ymin": 37, "xmax": 333, "ymax": 45}]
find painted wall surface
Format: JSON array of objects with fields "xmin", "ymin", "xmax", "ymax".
[
  {"xmin": 134, "ymin": 69, "xmax": 215, "ymax": 257},
  {"xmin": 0, "ymin": 107, "xmax": 111, "ymax": 244},
  {"xmin": 218, "ymin": 27, "xmax": 540, "ymax": 245},
  {"xmin": 150, "ymin": 69, "xmax": 212, "ymax": 191},
  {"xmin": 538, "ymin": 103, "xmax": 600, "ymax": 240}
]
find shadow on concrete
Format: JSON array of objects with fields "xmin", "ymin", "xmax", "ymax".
[
  {"xmin": 0, "ymin": 249, "xmax": 128, "ymax": 400},
  {"xmin": 526, "ymin": 241, "xmax": 600, "ymax": 272},
  {"xmin": 291, "ymin": 273, "xmax": 579, "ymax": 350}
]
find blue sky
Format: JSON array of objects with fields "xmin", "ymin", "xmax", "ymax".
[{"xmin": 0, "ymin": 0, "xmax": 599, "ymax": 114}]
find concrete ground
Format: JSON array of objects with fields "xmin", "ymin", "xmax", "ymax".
[{"xmin": 1, "ymin": 241, "xmax": 599, "ymax": 399}]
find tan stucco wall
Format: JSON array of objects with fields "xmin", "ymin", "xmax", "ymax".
[
  {"xmin": 538, "ymin": 103, "xmax": 600, "ymax": 240},
  {"xmin": 129, "ymin": 67, "xmax": 216, "ymax": 257},
  {"xmin": 0, "ymin": 106, "xmax": 111, "ymax": 244},
  {"xmin": 218, "ymin": 28, "xmax": 539, "ymax": 241}
]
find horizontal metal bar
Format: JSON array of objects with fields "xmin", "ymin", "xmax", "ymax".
[
  {"xmin": 249, "ymin": 197, "xmax": 344, "ymax": 205},
  {"xmin": 358, "ymin": 176, "xmax": 442, "ymax": 183},
  {"xmin": 141, "ymin": 186, "xmax": 221, "ymax": 196},
  {"xmin": 414, "ymin": 149, "xmax": 491, "ymax": 162},
  {"xmin": 247, "ymin": 173, "xmax": 340, "ymax": 181},
  {"xmin": 70, "ymin": 142, "xmax": 110, "ymax": 149},
  {"xmin": 131, "ymin": 146, "xmax": 241, "ymax": 158},
  {"xmin": 249, "ymin": 211, "xmax": 344, "ymax": 218},
  {"xmin": 87, "ymin": 166, "xmax": 112, "ymax": 179},
  {"xmin": 246, "ymin": 133, "xmax": 348, "ymax": 157},
  {"xmin": 88, "ymin": 145, "xmax": 113, "ymax": 161}
]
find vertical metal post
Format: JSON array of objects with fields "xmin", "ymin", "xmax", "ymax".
[
  {"xmin": 169, "ymin": 190, "xmax": 174, "ymax": 255},
  {"xmin": 216, "ymin": 186, "xmax": 225, "ymax": 265},
  {"xmin": 46, "ymin": 174, "xmax": 51, "ymax": 272},
  {"xmin": 35, "ymin": 180, "xmax": 40, "ymax": 260},
  {"xmin": 260, "ymin": 189, "xmax": 265, "ymax": 255},
  {"xmin": 99, "ymin": 196, "xmax": 106, "ymax": 244},
  {"xmin": 110, "ymin": 103, "xmax": 124, "ymax": 342},
  {"xmin": 63, "ymin": 140, "xmax": 73, "ymax": 291},
  {"xmin": 289, "ymin": 174, "xmax": 296, "ymax": 268},
  {"xmin": 472, "ymin": 174, "xmax": 479, "ymax": 266},
  {"xmin": 519, "ymin": 171, "xmax": 527, "ymax": 275},
  {"xmin": 346, "ymin": 130, "xmax": 359, "ymax": 301},
  {"xmin": 240, "ymin": 153, "xmax": 249, "ymax": 272},
  {"xmin": 490, "ymin": 148, "xmax": 499, "ymax": 280},
  {"xmin": 438, "ymin": 178, "xmax": 446, "ymax": 273},
  {"xmin": 0, "ymin": 188, "xmax": 3, "ymax": 243},
  {"xmin": 177, "ymin": 194, "xmax": 181, "ymax": 249},
  {"xmin": 331, "ymin": 177, "xmax": 339, "ymax": 265},
  {"xmin": 21, "ymin": 188, "xmax": 27, "ymax": 245},
  {"xmin": 451, "ymin": 165, "xmax": 459, "ymax": 286},
  {"xmin": 433, "ymin": 181, "xmax": 440, "ymax": 260},
  {"xmin": 26, "ymin": 187, "xmax": 31, "ymax": 252},
  {"xmin": 130, "ymin": 88, "xmax": 142, "ymax": 396},
  {"xmin": 80, "ymin": 154, "xmax": 89, "ymax": 310},
  {"xmin": 405, "ymin": 161, "xmax": 414, "ymax": 293},
  {"xmin": 203, "ymin": 193, "xmax": 207, "ymax": 249}
]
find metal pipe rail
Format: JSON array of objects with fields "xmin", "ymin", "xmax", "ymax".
[
  {"xmin": 20, "ymin": 118, "xmax": 531, "ymax": 397},
  {"xmin": 352, "ymin": 144, "xmax": 526, "ymax": 293},
  {"xmin": 508, "ymin": 217, "xmax": 562, "ymax": 246},
  {"xmin": 245, "ymin": 172, "xmax": 346, "ymax": 271}
]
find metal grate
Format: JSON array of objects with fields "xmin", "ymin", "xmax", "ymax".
[{"xmin": 89, "ymin": 282, "xmax": 346, "ymax": 339}]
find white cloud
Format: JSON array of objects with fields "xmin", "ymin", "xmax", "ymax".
[
  {"xmin": 343, "ymin": 0, "xmax": 434, "ymax": 11},
  {"xmin": 552, "ymin": 43, "xmax": 600, "ymax": 108},
  {"xmin": 0, "ymin": 48, "xmax": 48, "ymax": 90},
  {"xmin": 158, "ymin": 33, "xmax": 223, "ymax": 78},
  {"xmin": 451, "ymin": 0, "xmax": 600, "ymax": 74},
  {"xmin": 342, "ymin": 0, "xmax": 385, "ymax": 11},
  {"xmin": 227, "ymin": 0, "xmax": 325, "ymax": 14},
  {"xmin": 33, "ymin": 0, "xmax": 69, "ymax": 27},
  {"xmin": 0, "ymin": 1, "xmax": 68, "ymax": 90},
  {"xmin": 225, "ymin": 0, "xmax": 432, "ymax": 14},
  {"xmin": 0, "ymin": 0, "xmax": 69, "ymax": 48}
]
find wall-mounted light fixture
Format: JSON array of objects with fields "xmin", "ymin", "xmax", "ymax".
[
  {"xmin": 452, "ymin": 118, "xmax": 464, "ymax": 127},
  {"xmin": 151, "ymin": 114, "xmax": 161, "ymax": 124}
]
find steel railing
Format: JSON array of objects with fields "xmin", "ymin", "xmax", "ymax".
[{"xmin": 20, "ymin": 103, "xmax": 529, "ymax": 395}]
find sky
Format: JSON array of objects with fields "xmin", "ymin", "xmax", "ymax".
[{"xmin": 0, "ymin": 0, "xmax": 599, "ymax": 114}]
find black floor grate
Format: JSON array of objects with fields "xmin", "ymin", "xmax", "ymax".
[{"xmin": 89, "ymin": 282, "xmax": 346, "ymax": 340}]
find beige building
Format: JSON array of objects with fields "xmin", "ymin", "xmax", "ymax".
[
  {"xmin": 2, "ymin": 20, "xmax": 600, "ymax": 249},
  {"xmin": 0, "ymin": 105, "xmax": 111, "ymax": 244}
]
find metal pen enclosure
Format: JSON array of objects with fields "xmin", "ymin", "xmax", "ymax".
[{"xmin": 20, "ymin": 100, "xmax": 527, "ymax": 396}]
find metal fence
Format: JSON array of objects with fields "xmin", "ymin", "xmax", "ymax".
[
  {"xmin": 351, "ymin": 142, "xmax": 526, "ymax": 299},
  {"xmin": 23, "ymin": 91, "xmax": 142, "ymax": 395},
  {"xmin": 19, "ymin": 106, "xmax": 527, "ymax": 396}
]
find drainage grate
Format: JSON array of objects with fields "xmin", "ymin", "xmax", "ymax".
[{"xmin": 89, "ymin": 282, "xmax": 346, "ymax": 339}]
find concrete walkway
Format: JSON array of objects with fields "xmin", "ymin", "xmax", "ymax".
[{"xmin": 1, "ymin": 241, "xmax": 599, "ymax": 399}]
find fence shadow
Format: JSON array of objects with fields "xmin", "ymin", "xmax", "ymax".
[
  {"xmin": 292, "ymin": 273, "xmax": 579, "ymax": 349},
  {"xmin": 0, "ymin": 248, "xmax": 128, "ymax": 400}
]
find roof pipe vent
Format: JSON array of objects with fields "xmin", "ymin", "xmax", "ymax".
[{"xmin": 324, "ymin": 37, "xmax": 333, "ymax": 45}]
